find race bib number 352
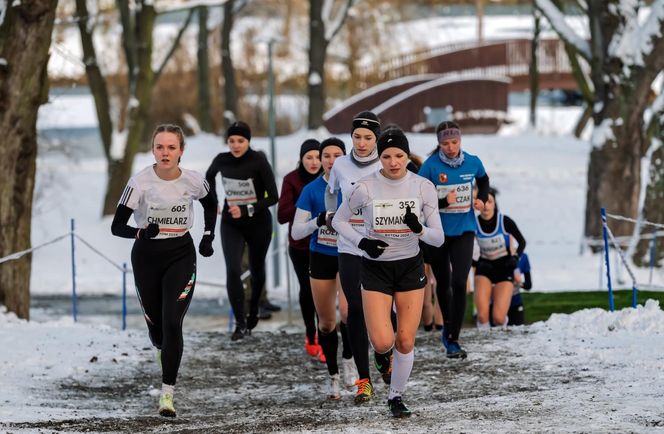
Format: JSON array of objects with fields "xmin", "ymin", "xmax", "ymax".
[{"xmin": 372, "ymin": 198, "xmax": 421, "ymax": 238}]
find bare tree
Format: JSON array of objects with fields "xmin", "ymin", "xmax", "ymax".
[
  {"xmin": 197, "ymin": 5, "xmax": 213, "ymax": 132},
  {"xmin": 74, "ymin": 1, "xmax": 194, "ymax": 215},
  {"xmin": 221, "ymin": 0, "xmax": 248, "ymax": 129},
  {"xmin": 0, "ymin": 0, "xmax": 59, "ymax": 319},
  {"xmin": 307, "ymin": 0, "xmax": 356, "ymax": 130},
  {"xmin": 536, "ymin": 0, "xmax": 664, "ymax": 244}
]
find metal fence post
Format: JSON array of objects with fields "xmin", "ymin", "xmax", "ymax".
[
  {"xmin": 70, "ymin": 218, "xmax": 78, "ymax": 322},
  {"xmin": 122, "ymin": 263, "xmax": 127, "ymax": 331}
]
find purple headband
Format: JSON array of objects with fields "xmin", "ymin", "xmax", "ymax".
[{"xmin": 437, "ymin": 128, "xmax": 461, "ymax": 143}]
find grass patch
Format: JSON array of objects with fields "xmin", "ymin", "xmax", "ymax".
[{"xmin": 462, "ymin": 290, "xmax": 664, "ymax": 325}]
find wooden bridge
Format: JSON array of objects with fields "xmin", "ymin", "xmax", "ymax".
[{"xmin": 324, "ymin": 38, "xmax": 578, "ymax": 134}]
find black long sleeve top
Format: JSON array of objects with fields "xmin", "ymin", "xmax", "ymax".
[{"xmin": 205, "ymin": 148, "xmax": 278, "ymax": 222}]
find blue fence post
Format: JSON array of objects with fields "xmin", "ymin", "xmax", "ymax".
[
  {"xmin": 601, "ymin": 208, "xmax": 615, "ymax": 312},
  {"xmin": 122, "ymin": 263, "xmax": 127, "ymax": 331},
  {"xmin": 70, "ymin": 218, "xmax": 78, "ymax": 322}
]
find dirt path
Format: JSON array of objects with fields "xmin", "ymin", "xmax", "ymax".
[{"xmin": 4, "ymin": 326, "xmax": 618, "ymax": 433}]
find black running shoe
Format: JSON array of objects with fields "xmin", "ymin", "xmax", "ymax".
[
  {"xmin": 446, "ymin": 341, "xmax": 467, "ymax": 359},
  {"xmin": 261, "ymin": 301, "xmax": 282, "ymax": 312},
  {"xmin": 246, "ymin": 314, "xmax": 259, "ymax": 330},
  {"xmin": 258, "ymin": 307, "xmax": 272, "ymax": 320},
  {"xmin": 387, "ymin": 396, "xmax": 411, "ymax": 418},
  {"xmin": 231, "ymin": 326, "xmax": 246, "ymax": 341}
]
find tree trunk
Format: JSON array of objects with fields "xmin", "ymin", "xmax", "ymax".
[
  {"xmin": 307, "ymin": 0, "xmax": 328, "ymax": 130},
  {"xmin": 584, "ymin": 95, "xmax": 644, "ymax": 240},
  {"xmin": 0, "ymin": 0, "xmax": 58, "ymax": 319},
  {"xmin": 197, "ymin": 6, "xmax": 212, "ymax": 132},
  {"xmin": 529, "ymin": 10, "xmax": 540, "ymax": 127},
  {"xmin": 75, "ymin": 0, "xmax": 113, "ymax": 159},
  {"xmin": 102, "ymin": 4, "xmax": 156, "ymax": 215},
  {"xmin": 222, "ymin": 0, "xmax": 238, "ymax": 129},
  {"xmin": 634, "ymin": 143, "xmax": 664, "ymax": 266}
]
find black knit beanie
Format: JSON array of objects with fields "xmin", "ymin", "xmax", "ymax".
[
  {"xmin": 351, "ymin": 111, "xmax": 381, "ymax": 139},
  {"xmin": 377, "ymin": 128, "xmax": 410, "ymax": 156},
  {"xmin": 319, "ymin": 137, "xmax": 346, "ymax": 156},
  {"xmin": 226, "ymin": 121, "xmax": 251, "ymax": 141},
  {"xmin": 299, "ymin": 138, "xmax": 321, "ymax": 160}
]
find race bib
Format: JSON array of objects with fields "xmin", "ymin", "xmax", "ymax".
[
  {"xmin": 222, "ymin": 177, "xmax": 257, "ymax": 206},
  {"xmin": 437, "ymin": 182, "xmax": 472, "ymax": 213},
  {"xmin": 350, "ymin": 207, "xmax": 364, "ymax": 231},
  {"xmin": 317, "ymin": 226, "xmax": 338, "ymax": 247},
  {"xmin": 372, "ymin": 198, "xmax": 421, "ymax": 239},
  {"xmin": 146, "ymin": 201, "xmax": 189, "ymax": 239},
  {"xmin": 478, "ymin": 234, "xmax": 508, "ymax": 260}
]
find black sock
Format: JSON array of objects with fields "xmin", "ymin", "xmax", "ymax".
[
  {"xmin": 306, "ymin": 326, "xmax": 316, "ymax": 345},
  {"xmin": 374, "ymin": 348, "xmax": 392, "ymax": 372},
  {"xmin": 317, "ymin": 328, "xmax": 339, "ymax": 376},
  {"xmin": 339, "ymin": 321, "xmax": 353, "ymax": 360}
]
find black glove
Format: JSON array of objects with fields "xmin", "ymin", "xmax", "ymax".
[
  {"xmin": 403, "ymin": 205, "xmax": 422, "ymax": 234},
  {"xmin": 506, "ymin": 255, "xmax": 519, "ymax": 270},
  {"xmin": 139, "ymin": 223, "xmax": 160, "ymax": 240},
  {"xmin": 198, "ymin": 234, "xmax": 214, "ymax": 257},
  {"xmin": 316, "ymin": 212, "xmax": 327, "ymax": 227},
  {"xmin": 358, "ymin": 238, "xmax": 389, "ymax": 259},
  {"xmin": 325, "ymin": 212, "xmax": 336, "ymax": 230}
]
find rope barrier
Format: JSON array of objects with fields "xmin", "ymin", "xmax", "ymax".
[
  {"xmin": 0, "ymin": 233, "xmax": 71, "ymax": 265},
  {"xmin": 605, "ymin": 213, "xmax": 664, "ymax": 230},
  {"xmin": 74, "ymin": 234, "xmax": 125, "ymax": 272}
]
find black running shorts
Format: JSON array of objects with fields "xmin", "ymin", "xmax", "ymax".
[
  {"xmin": 309, "ymin": 250, "xmax": 339, "ymax": 280},
  {"xmin": 361, "ymin": 252, "xmax": 427, "ymax": 295},
  {"xmin": 475, "ymin": 256, "xmax": 515, "ymax": 284},
  {"xmin": 419, "ymin": 241, "xmax": 433, "ymax": 264}
]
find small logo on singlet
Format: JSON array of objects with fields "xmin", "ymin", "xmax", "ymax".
[
  {"xmin": 439, "ymin": 173, "xmax": 448, "ymax": 183},
  {"xmin": 178, "ymin": 273, "xmax": 196, "ymax": 300}
]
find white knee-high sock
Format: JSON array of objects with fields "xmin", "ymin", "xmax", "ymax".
[{"xmin": 388, "ymin": 349, "xmax": 414, "ymax": 400}]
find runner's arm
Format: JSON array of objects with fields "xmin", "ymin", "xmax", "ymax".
[{"xmin": 291, "ymin": 208, "xmax": 318, "ymax": 240}]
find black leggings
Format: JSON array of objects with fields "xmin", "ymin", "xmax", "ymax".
[
  {"xmin": 338, "ymin": 253, "xmax": 370, "ymax": 380},
  {"xmin": 288, "ymin": 246, "xmax": 317, "ymax": 343},
  {"xmin": 131, "ymin": 233, "xmax": 196, "ymax": 386},
  {"xmin": 429, "ymin": 232, "xmax": 475, "ymax": 342},
  {"xmin": 220, "ymin": 211, "xmax": 272, "ymax": 328}
]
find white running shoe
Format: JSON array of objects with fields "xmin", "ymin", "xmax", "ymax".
[
  {"xmin": 342, "ymin": 357, "xmax": 358, "ymax": 389},
  {"xmin": 327, "ymin": 373, "xmax": 341, "ymax": 400}
]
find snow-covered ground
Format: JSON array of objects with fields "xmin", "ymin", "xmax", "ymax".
[{"xmin": 3, "ymin": 300, "xmax": 664, "ymax": 431}]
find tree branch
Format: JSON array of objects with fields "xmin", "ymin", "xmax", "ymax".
[
  {"xmin": 154, "ymin": 7, "xmax": 195, "ymax": 83},
  {"xmin": 324, "ymin": 0, "xmax": 356, "ymax": 42},
  {"xmin": 608, "ymin": 0, "xmax": 664, "ymax": 67},
  {"xmin": 535, "ymin": 0, "xmax": 591, "ymax": 61},
  {"xmin": 74, "ymin": 0, "xmax": 113, "ymax": 160},
  {"xmin": 116, "ymin": 0, "xmax": 136, "ymax": 86}
]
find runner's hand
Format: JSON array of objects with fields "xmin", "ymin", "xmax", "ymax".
[
  {"xmin": 316, "ymin": 212, "xmax": 327, "ymax": 227},
  {"xmin": 228, "ymin": 205, "xmax": 242, "ymax": 218},
  {"xmin": 325, "ymin": 212, "xmax": 336, "ymax": 230},
  {"xmin": 139, "ymin": 223, "xmax": 160, "ymax": 240},
  {"xmin": 358, "ymin": 238, "xmax": 389, "ymax": 259},
  {"xmin": 403, "ymin": 205, "xmax": 423, "ymax": 234},
  {"xmin": 473, "ymin": 198, "xmax": 485, "ymax": 211},
  {"xmin": 198, "ymin": 234, "xmax": 214, "ymax": 257}
]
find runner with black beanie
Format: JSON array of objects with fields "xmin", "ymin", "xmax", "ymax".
[
  {"xmin": 205, "ymin": 121, "xmax": 278, "ymax": 341},
  {"xmin": 327, "ymin": 111, "xmax": 383, "ymax": 403},
  {"xmin": 278, "ymin": 138, "xmax": 323, "ymax": 360}
]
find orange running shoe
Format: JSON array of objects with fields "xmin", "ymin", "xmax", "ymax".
[
  {"xmin": 318, "ymin": 349, "xmax": 326, "ymax": 363},
  {"xmin": 353, "ymin": 378, "xmax": 374, "ymax": 404},
  {"xmin": 305, "ymin": 336, "xmax": 319, "ymax": 357}
]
